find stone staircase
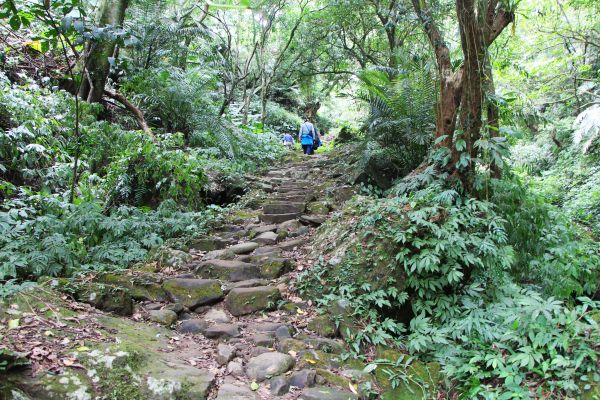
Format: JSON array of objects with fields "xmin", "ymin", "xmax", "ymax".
[{"xmin": 166, "ymin": 155, "xmax": 363, "ymax": 399}]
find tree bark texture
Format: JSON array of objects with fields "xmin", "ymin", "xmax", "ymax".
[{"xmin": 79, "ymin": 0, "xmax": 129, "ymax": 103}]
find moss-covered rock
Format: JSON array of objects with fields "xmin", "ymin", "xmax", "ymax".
[
  {"xmin": 259, "ymin": 258, "xmax": 293, "ymax": 279},
  {"xmin": 158, "ymin": 249, "xmax": 192, "ymax": 269},
  {"xmin": 307, "ymin": 315, "xmax": 337, "ymax": 338},
  {"xmin": 162, "ymin": 279, "xmax": 223, "ymax": 309},
  {"xmin": 307, "ymin": 201, "xmax": 330, "ymax": 215},
  {"xmin": 224, "ymin": 286, "xmax": 281, "ymax": 316},
  {"xmin": 95, "ymin": 272, "xmax": 168, "ymax": 302},
  {"xmin": 374, "ymin": 347, "xmax": 441, "ymax": 400}
]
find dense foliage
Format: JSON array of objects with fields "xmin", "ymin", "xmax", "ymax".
[{"xmin": 1, "ymin": 0, "xmax": 599, "ymax": 397}]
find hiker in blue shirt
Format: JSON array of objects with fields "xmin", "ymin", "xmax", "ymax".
[
  {"xmin": 298, "ymin": 119, "xmax": 316, "ymax": 155},
  {"xmin": 282, "ymin": 133, "xmax": 295, "ymax": 148}
]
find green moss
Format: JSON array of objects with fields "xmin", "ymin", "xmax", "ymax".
[
  {"xmin": 307, "ymin": 201, "xmax": 330, "ymax": 214},
  {"xmin": 162, "ymin": 279, "xmax": 223, "ymax": 308},
  {"xmin": 316, "ymin": 369, "xmax": 351, "ymax": 388},
  {"xmin": 374, "ymin": 347, "xmax": 441, "ymax": 400},
  {"xmin": 259, "ymin": 258, "xmax": 291, "ymax": 279},
  {"xmin": 307, "ymin": 315, "xmax": 337, "ymax": 338}
]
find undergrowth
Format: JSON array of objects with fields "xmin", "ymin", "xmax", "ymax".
[{"xmin": 297, "ymin": 175, "xmax": 600, "ymax": 398}]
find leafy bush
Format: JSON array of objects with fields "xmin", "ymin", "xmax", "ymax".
[
  {"xmin": 298, "ymin": 177, "xmax": 600, "ymax": 397},
  {"xmin": 264, "ymin": 101, "xmax": 303, "ymax": 136},
  {"xmin": 0, "ymin": 195, "xmax": 225, "ymax": 281}
]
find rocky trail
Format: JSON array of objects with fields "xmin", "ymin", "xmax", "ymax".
[{"xmin": 1, "ymin": 153, "xmax": 373, "ymax": 400}]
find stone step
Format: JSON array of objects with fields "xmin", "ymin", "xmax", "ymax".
[
  {"xmin": 260, "ymin": 212, "xmax": 301, "ymax": 224},
  {"xmin": 162, "ymin": 278, "xmax": 223, "ymax": 309},
  {"xmin": 254, "ymin": 231, "xmax": 279, "ymax": 245},
  {"xmin": 228, "ymin": 241, "xmax": 260, "ymax": 254},
  {"xmin": 273, "ymin": 195, "xmax": 311, "ymax": 203},
  {"xmin": 195, "ymin": 259, "xmax": 261, "ymax": 282},
  {"xmin": 300, "ymin": 215, "xmax": 326, "ymax": 226},
  {"xmin": 225, "ymin": 286, "xmax": 281, "ymax": 316},
  {"xmin": 299, "ymin": 386, "xmax": 358, "ymax": 400},
  {"xmin": 263, "ymin": 202, "xmax": 305, "ymax": 214}
]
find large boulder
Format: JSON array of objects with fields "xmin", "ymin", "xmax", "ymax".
[
  {"xmin": 162, "ymin": 279, "xmax": 223, "ymax": 309},
  {"xmin": 246, "ymin": 352, "xmax": 295, "ymax": 382},
  {"xmin": 224, "ymin": 286, "xmax": 281, "ymax": 316}
]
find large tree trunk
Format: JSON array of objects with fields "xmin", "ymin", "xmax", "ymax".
[
  {"xmin": 411, "ymin": 0, "xmax": 514, "ymax": 191},
  {"xmin": 79, "ymin": 0, "xmax": 129, "ymax": 102}
]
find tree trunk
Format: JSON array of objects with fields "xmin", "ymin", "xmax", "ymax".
[
  {"xmin": 79, "ymin": 0, "xmax": 129, "ymax": 102},
  {"xmin": 411, "ymin": 0, "xmax": 514, "ymax": 191}
]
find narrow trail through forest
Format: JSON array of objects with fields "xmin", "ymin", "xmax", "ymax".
[
  {"xmin": 142, "ymin": 152, "xmax": 360, "ymax": 400},
  {"xmin": 125, "ymin": 156, "xmax": 363, "ymax": 400}
]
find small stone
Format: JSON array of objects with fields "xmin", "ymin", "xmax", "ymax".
[
  {"xmin": 217, "ymin": 343, "xmax": 236, "ymax": 366},
  {"xmin": 299, "ymin": 386, "xmax": 358, "ymax": 400},
  {"xmin": 203, "ymin": 323, "xmax": 241, "ymax": 339},
  {"xmin": 250, "ymin": 346, "xmax": 272, "ymax": 357},
  {"xmin": 227, "ymin": 361, "xmax": 244, "ymax": 377},
  {"xmin": 229, "ymin": 242, "xmax": 260, "ymax": 254},
  {"xmin": 246, "ymin": 352, "xmax": 295, "ymax": 382},
  {"xmin": 204, "ymin": 249, "xmax": 236, "ymax": 260},
  {"xmin": 203, "ymin": 308, "xmax": 231, "ymax": 323},
  {"xmin": 251, "ymin": 333, "xmax": 276, "ymax": 347},
  {"xmin": 178, "ymin": 319, "xmax": 210, "ymax": 333},
  {"xmin": 165, "ymin": 303, "xmax": 184, "ymax": 314},
  {"xmin": 215, "ymin": 377, "xmax": 258, "ymax": 400},
  {"xmin": 148, "ymin": 309, "xmax": 177, "ymax": 326},
  {"xmin": 270, "ymin": 376, "xmax": 291, "ymax": 396},
  {"xmin": 277, "ymin": 338, "xmax": 308, "ymax": 354},
  {"xmin": 275, "ymin": 325, "xmax": 292, "ymax": 339},
  {"xmin": 290, "ymin": 369, "xmax": 317, "ymax": 389}
]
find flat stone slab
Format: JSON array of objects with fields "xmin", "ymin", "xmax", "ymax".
[
  {"xmin": 145, "ymin": 365, "xmax": 216, "ymax": 400},
  {"xmin": 300, "ymin": 215, "xmax": 326, "ymax": 226},
  {"xmin": 190, "ymin": 237, "xmax": 233, "ymax": 251},
  {"xmin": 246, "ymin": 352, "xmax": 295, "ymax": 382},
  {"xmin": 299, "ymin": 386, "xmax": 358, "ymax": 400},
  {"xmin": 229, "ymin": 241, "xmax": 260, "ymax": 254},
  {"xmin": 225, "ymin": 286, "xmax": 281, "ymax": 316},
  {"xmin": 148, "ymin": 309, "xmax": 177, "ymax": 326},
  {"xmin": 278, "ymin": 239, "xmax": 305, "ymax": 251},
  {"xmin": 254, "ymin": 231, "xmax": 279, "ymax": 245},
  {"xmin": 263, "ymin": 202, "xmax": 306, "ymax": 215},
  {"xmin": 162, "ymin": 279, "xmax": 223, "ymax": 309},
  {"xmin": 196, "ymin": 259, "xmax": 261, "ymax": 282},
  {"xmin": 248, "ymin": 224, "xmax": 278, "ymax": 234},
  {"xmin": 203, "ymin": 308, "xmax": 231, "ymax": 323},
  {"xmin": 224, "ymin": 279, "xmax": 269, "ymax": 294},
  {"xmin": 178, "ymin": 319, "xmax": 210, "ymax": 333},
  {"xmin": 215, "ymin": 378, "xmax": 258, "ymax": 400},
  {"xmin": 260, "ymin": 212, "xmax": 301, "ymax": 224},
  {"xmin": 202, "ymin": 323, "xmax": 241, "ymax": 339},
  {"xmin": 253, "ymin": 246, "xmax": 282, "ymax": 256}
]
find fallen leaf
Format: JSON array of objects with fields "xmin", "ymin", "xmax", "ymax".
[
  {"xmin": 76, "ymin": 346, "xmax": 90, "ymax": 352},
  {"xmin": 62, "ymin": 358, "xmax": 75, "ymax": 366},
  {"xmin": 8, "ymin": 319, "xmax": 20, "ymax": 330},
  {"xmin": 306, "ymin": 359, "xmax": 316, "ymax": 364},
  {"xmin": 44, "ymin": 330, "xmax": 54, "ymax": 337},
  {"xmin": 288, "ymin": 350, "xmax": 297, "ymax": 357},
  {"xmin": 349, "ymin": 382, "xmax": 358, "ymax": 394},
  {"xmin": 250, "ymin": 381, "xmax": 259, "ymax": 391}
]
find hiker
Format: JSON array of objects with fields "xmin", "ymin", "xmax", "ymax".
[
  {"xmin": 298, "ymin": 119, "xmax": 316, "ymax": 155},
  {"xmin": 282, "ymin": 133, "xmax": 295, "ymax": 148}
]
